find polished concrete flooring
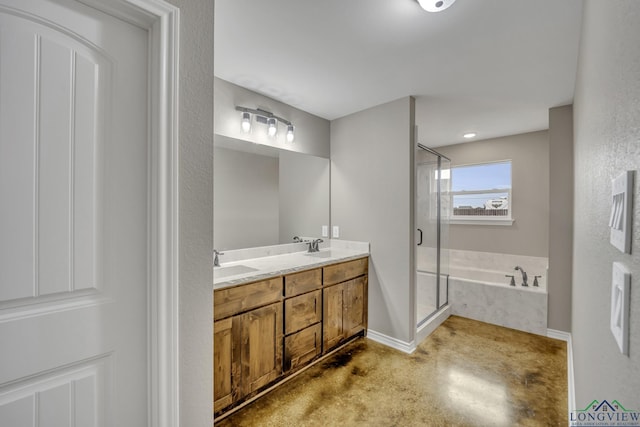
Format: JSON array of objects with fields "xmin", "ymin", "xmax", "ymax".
[{"xmin": 216, "ymin": 315, "xmax": 567, "ymax": 426}]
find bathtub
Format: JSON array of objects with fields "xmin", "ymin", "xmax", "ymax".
[{"xmin": 448, "ymin": 266, "xmax": 548, "ymax": 336}]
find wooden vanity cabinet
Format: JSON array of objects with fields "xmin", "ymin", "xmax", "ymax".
[
  {"xmin": 323, "ymin": 258, "xmax": 368, "ymax": 352},
  {"xmin": 213, "ymin": 278, "xmax": 283, "ymax": 414}
]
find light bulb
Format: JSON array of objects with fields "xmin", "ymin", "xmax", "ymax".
[
  {"xmin": 241, "ymin": 112, "xmax": 251, "ymax": 133},
  {"xmin": 267, "ymin": 118, "xmax": 277, "ymax": 137},
  {"xmin": 286, "ymin": 125, "xmax": 294, "ymax": 143}
]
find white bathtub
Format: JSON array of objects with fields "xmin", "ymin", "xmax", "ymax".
[{"xmin": 444, "ymin": 251, "xmax": 549, "ymax": 336}]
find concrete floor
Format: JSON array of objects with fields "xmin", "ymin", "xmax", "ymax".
[{"xmin": 216, "ymin": 315, "xmax": 567, "ymax": 426}]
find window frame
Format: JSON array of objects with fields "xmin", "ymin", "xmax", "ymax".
[{"xmin": 448, "ymin": 160, "xmax": 514, "ymax": 226}]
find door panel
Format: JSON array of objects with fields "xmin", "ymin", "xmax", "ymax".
[{"xmin": 0, "ymin": 0, "xmax": 148, "ymax": 424}]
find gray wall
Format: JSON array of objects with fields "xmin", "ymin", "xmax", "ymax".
[
  {"xmin": 166, "ymin": 0, "xmax": 214, "ymax": 425},
  {"xmin": 572, "ymin": 0, "xmax": 640, "ymax": 407},
  {"xmin": 331, "ymin": 97, "xmax": 416, "ymax": 344},
  {"xmin": 279, "ymin": 151, "xmax": 330, "ymax": 242},
  {"xmin": 435, "ymin": 131, "xmax": 550, "ymax": 258},
  {"xmin": 214, "ymin": 77, "xmax": 330, "ymax": 158},
  {"xmin": 213, "ymin": 147, "xmax": 279, "ymax": 250},
  {"xmin": 548, "ymin": 105, "xmax": 573, "ymax": 332}
]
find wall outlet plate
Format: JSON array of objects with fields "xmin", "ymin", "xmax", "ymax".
[
  {"xmin": 609, "ymin": 170, "xmax": 634, "ymax": 253},
  {"xmin": 322, "ymin": 225, "xmax": 329, "ymax": 238},
  {"xmin": 332, "ymin": 225, "xmax": 340, "ymax": 238},
  {"xmin": 610, "ymin": 262, "xmax": 631, "ymax": 355}
]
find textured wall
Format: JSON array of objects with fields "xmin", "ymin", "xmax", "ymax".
[
  {"xmin": 331, "ymin": 97, "xmax": 416, "ymax": 344},
  {"xmin": 572, "ymin": 0, "xmax": 640, "ymax": 408},
  {"xmin": 548, "ymin": 105, "xmax": 573, "ymax": 332},
  {"xmin": 166, "ymin": 0, "xmax": 214, "ymax": 425},
  {"xmin": 435, "ymin": 131, "xmax": 550, "ymax": 258}
]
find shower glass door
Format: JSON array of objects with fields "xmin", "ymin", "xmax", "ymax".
[{"xmin": 416, "ymin": 146, "xmax": 450, "ymax": 327}]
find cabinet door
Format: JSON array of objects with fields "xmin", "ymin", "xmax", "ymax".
[
  {"xmin": 214, "ymin": 318, "xmax": 235, "ymax": 413},
  {"xmin": 344, "ymin": 276, "xmax": 366, "ymax": 337},
  {"xmin": 239, "ymin": 302, "xmax": 283, "ymax": 396},
  {"xmin": 323, "ymin": 283, "xmax": 344, "ymax": 351}
]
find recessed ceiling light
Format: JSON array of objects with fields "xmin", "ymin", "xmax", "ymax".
[
  {"xmin": 463, "ymin": 132, "xmax": 477, "ymax": 139},
  {"xmin": 417, "ymin": 0, "xmax": 457, "ymax": 12}
]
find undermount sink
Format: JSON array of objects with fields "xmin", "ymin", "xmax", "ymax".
[
  {"xmin": 214, "ymin": 264, "xmax": 259, "ymax": 279},
  {"xmin": 304, "ymin": 251, "xmax": 334, "ymax": 258}
]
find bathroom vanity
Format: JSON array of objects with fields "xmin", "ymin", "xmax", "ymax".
[{"xmin": 213, "ymin": 245, "xmax": 369, "ymax": 418}]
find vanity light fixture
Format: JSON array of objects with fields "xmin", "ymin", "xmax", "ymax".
[
  {"xmin": 241, "ymin": 112, "xmax": 251, "ymax": 133},
  {"xmin": 286, "ymin": 125, "xmax": 295, "ymax": 143},
  {"xmin": 417, "ymin": 0, "xmax": 456, "ymax": 12},
  {"xmin": 235, "ymin": 106, "xmax": 295, "ymax": 142}
]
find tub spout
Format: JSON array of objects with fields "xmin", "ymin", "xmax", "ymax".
[{"xmin": 514, "ymin": 266, "xmax": 528, "ymax": 286}]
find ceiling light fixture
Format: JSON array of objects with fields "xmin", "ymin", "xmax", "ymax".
[
  {"xmin": 235, "ymin": 106, "xmax": 295, "ymax": 142},
  {"xmin": 463, "ymin": 132, "xmax": 477, "ymax": 139},
  {"xmin": 417, "ymin": 0, "xmax": 456, "ymax": 12}
]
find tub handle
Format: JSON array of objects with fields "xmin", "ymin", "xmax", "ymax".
[
  {"xmin": 417, "ymin": 228, "xmax": 423, "ymax": 246},
  {"xmin": 533, "ymin": 275, "xmax": 542, "ymax": 287},
  {"xmin": 505, "ymin": 275, "xmax": 516, "ymax": 286}
]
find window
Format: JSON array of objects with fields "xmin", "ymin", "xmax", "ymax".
[{"xmin": 449, "ymin": 161, "xmax": 513, "ymax": 224}]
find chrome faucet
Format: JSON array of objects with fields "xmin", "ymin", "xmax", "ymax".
[
  {"xmin": 514, "ymin": 266, "xmax": 528, "ymax": 286},
  {"xmin": 213, "ymin": 249, "xmax": 224, "ymax": 267},
  {"xmin": 307, "ymin": 238, "xmax": 324, "ymax": 253}
]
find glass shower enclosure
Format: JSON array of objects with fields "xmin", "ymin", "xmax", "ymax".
[{"xmin": 416, "ymin": 144, "xmax": 450, "ymax": 327}]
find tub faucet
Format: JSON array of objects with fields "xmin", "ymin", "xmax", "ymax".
[
  {"xmin": 213, "ymin": 249, "xmax": 224, "ymax": 267},
  {"xmin": 514, "ymin": 266, "xmax": 528, "ymax": 286}
]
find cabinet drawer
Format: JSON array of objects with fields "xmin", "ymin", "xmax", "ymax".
[
  {"xmin": 284, "ymin": 268, "xmax": 321, "ymax": 297},
  {"xmin": 284, "ymin": 290, "xmax": 321, "ymax": 335},
  {"xmin": 214, "ymin": 277, "xmax": 282, "ymax": 321},
  {"xmin": 323, "ymin": 257, "xmax": 368, "ymax": 286},
  {"xmin": 284, "ymin": 323, "xmax": 322, "ymax": 372}
]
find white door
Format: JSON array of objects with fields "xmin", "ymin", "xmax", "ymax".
[{"xmin": 0, "ymin": 0, "xmax": 149, "ymax": 424}]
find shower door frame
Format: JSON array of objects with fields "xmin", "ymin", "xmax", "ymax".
[{"xmin": 416, "ymin": 144, "xmax": 451, "ymax": 328}]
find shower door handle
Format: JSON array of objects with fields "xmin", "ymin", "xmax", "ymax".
[{"xmin": 417, "ymin": 228, "xmax": 423, "ymax": 246}]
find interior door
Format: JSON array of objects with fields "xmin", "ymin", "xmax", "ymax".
[{"xmin": 0, "ymin": 0, "xmax": 149, "ymax": 424}]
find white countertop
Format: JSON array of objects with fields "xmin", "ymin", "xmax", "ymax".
[{"xmin": 214, "ymin": 240, "xmax": 369, "ymax": 289}]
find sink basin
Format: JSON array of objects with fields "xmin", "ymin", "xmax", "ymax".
[
  {"xmin": 304, "ymin": 251, "xmax": 334, "ymax": 258},
  {"xmin": 214, "ymin": 264, "xmax": 259, "ymax": 279}
]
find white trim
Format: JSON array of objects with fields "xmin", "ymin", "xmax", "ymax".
[
  {"xmin": 450, "ymin": 218, "xmax": 515, "ymax": 226},
  {"xmin": 366, "ymin": 330, "xmax": 416, "ymax": 354},
  {"xmin": 80, "ymin": 1, "xmax": 180, "ymax": 426},
  {"xmin": 547, "ymin": 329, "xmax": 575, "ymax": 420},
  {"xmin": 416, "ymin": 305, "xmax": 451, "ymax": 345}
]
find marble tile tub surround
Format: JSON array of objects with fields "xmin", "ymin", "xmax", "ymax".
[
  {"xmin": 213, "ymin": 239, "xmax": 370, "ymax": 289},
  {"xmin": 449, "ymin": 277, "xmax": 548, "ymax": 335}
]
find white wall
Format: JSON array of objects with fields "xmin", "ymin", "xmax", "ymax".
[
  {"xmin": 213, "ymin": 147, "xmax": 279, "ymax": 250},
  {"xmin": 572, "ymin": 0, "xmax": 640, "ymax": 408},
  {"xmin": 331, "ymin": 97, "xmax": 416, "ymax": 344},
  {"xmin": 214, "ymin": 77, "xmax": 330, "ymax": 158},
  {"xmin": 167, "ymin": 0, "xmax": 214, "ymax": 425},
  {"xmin": 548, "ymin": 105, "xmax": 573, "ymax": 332},
  {"xmin": 435, "ymin": 131, "xmax": 550, "ymax": 258}
]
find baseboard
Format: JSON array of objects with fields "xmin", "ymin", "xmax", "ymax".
[
  {"xmin": 366, "ymin": 329, "xmax": 416, "ymax": 354},
  {"xmin": 416, "ymin": 305, "xmax": 451, "ymax": 345},
  {"xmin": 547, "ymin": 329, "xmax": 575, "ymax": 419}
]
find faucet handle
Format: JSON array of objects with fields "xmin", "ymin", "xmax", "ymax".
[
  {"xmin": 533, "ymin": 275, "xmax": 541, "ymax": 287},
  {"xmin": 505, "ymin": 275, "xmax": 516, "ymax": 286}
]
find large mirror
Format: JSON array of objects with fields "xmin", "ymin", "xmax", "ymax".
[{"xmin": 214, "ymin": 134, "xmax": 330, "ymax": 251}]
